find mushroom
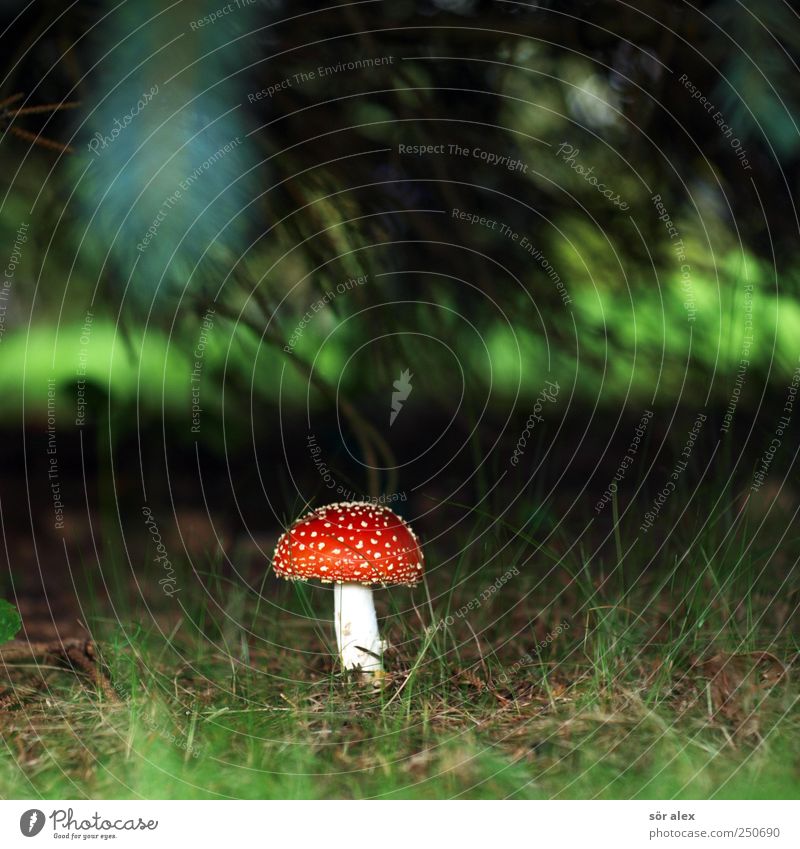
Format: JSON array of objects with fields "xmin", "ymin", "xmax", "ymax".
[{"xmin": 272, "ymin": 501, "xmax": 424, "ymax": 675}]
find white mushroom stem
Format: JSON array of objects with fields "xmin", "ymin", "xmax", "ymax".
[{"xmin": 334, "ymin": 583, "xmax": 384, "ymax": 674}]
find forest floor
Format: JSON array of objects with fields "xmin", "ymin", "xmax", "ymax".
[{"xmin": 0, "ymin": 491, "xmax": 798, "ymax": 799}]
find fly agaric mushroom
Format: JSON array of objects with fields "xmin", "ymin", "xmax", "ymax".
[{"xmin": 272, "ymin": 501, "xmax": 423, "ymax": 674}]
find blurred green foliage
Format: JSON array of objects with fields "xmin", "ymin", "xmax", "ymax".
[
  {"xmin": 0, "ymin": 599, "xmax": 21, "ymax": 645},
  {"xmin": 0, "ymin": 0, "xmax": 797, "ymax": 449}
]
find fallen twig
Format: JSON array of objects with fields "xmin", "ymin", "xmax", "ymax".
[{"xmin": 0, "ymin": 639, "xmax": 119, "ymax": 703}]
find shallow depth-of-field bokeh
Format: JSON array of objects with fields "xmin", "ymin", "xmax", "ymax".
[{"xmin": 0, "ymin": 0, "xmax": 799, "ymax": 800}]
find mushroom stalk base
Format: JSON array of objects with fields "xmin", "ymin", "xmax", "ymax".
[{"xmin": 334, "ymin": 583, "xmax": 384, "ymax": 674}]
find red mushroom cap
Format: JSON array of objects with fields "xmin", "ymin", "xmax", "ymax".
[{"xmin": 272, "ymin": 501, "xmax": 424, "ymax": 586}]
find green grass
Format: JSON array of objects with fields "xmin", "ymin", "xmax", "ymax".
[{"xmin": 0, "ymin": 489, "xmax": 798, "ymax": 799}]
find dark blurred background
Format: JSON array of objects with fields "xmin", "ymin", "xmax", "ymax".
[{"xmin": 1, "ymin": 0, "xmax": 798, "ymax": 636}]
